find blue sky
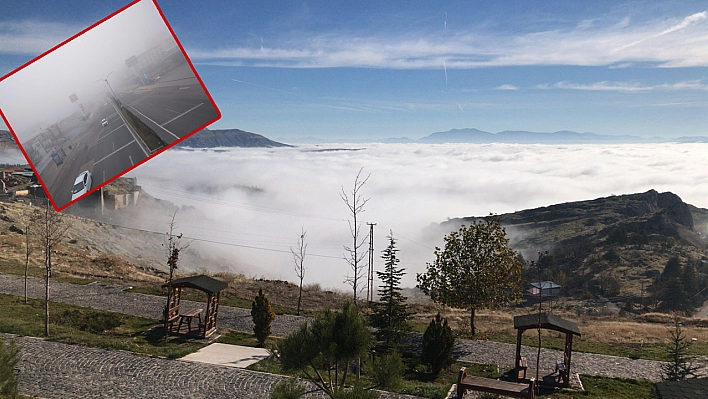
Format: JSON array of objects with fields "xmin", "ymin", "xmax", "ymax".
[{"xmin": 2, "ymin": 1, "xmax": 708, "ymax": 140}]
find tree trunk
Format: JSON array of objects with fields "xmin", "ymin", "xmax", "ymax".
[
  {"xmin": 24, "ymin": 225, "xmax": 29, "ymax": 305},
  {"xmin": 297, "ymin": 279, "xmax": 303, "ymax": 316},
  {"xmin": 470, "ymin": 307, "xmax": 476, "ymax": 337},
  {"xmin": 44, "ymin": 246, "xmax": 50, "ymax": 337}
]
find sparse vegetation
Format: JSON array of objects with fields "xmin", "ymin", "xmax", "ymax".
[
  {"xmin": 0, "ymin": 293, "xmax": 205, "ymax": 359},
  {"xmin": 269, "ymin": 378, "xmax": 307, "ymax": 399},
  {"xmin": 366, "ymin": 350, "xmax": 405, "ymax": 390}
]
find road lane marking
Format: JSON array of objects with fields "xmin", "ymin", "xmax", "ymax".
[
  {"xmin": 161, "ymin": 103, "xmax": 204, "ymax": 127},
  {"xmin": 99, "ymin": 124, "xmax": 126, "ymax": 141},
  {"xmin": 128, "ymin": 106, "xmax": 180, "ymax": 140},
  {"xmin": 94, "ymin": 139, "xmax": 136, "ymax": 165},
  {"xmin": 129, "ymin": 155, "xmax": 134, "ymax": 166},
  {"xmin": 109, "ymin": 101, "xmax": 149, "ymax": 157}
]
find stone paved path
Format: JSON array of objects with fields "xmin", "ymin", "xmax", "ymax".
[
  {"xmin": 4, "ymin": 334, "xmax": 419, "ymax": 399},
  {"xmin": 0, "ymin": 273, "xmax": 694, "ymax": 392}
]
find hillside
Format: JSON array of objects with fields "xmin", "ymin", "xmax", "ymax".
[
  {"xmin": 0, "ymin": 129, "xmax": 16, "ymax": 149},
  {"xmin": 176, "ymin": 127, "xmax": 292, "ymax": 148},
  {"xmin": 444, "ymin": 190, "xmax": 708, "ymax": 299}
]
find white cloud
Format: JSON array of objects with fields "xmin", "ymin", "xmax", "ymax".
[
  {"xmin": 127, "ymin": 143, "xmax": 708, "ymax": 291},
  {"xmin": 189, "ymin": 11, "xmax": 708, "ymax": 69},
  {"xmin": 496, "ymin": 84, "xmax": 518, "ymax": 90},
  {"xmin": 0, "ymin": 20, "xmax": 81, "ymax": 55},
  {"xmin": 549, "ymin": 80, "xmax": 708, "ymax": 92}
]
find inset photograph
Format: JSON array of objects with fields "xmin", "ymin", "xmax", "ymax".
[{"xmin": 0, "ymin": 0, "xmax": 220, "ymax": 210}]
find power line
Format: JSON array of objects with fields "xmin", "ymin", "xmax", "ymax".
[
  {"xmin": 140, "ymin": 184, "xmax": 347, "ymax": 222},
  {"xmin": 87, "ymin": 219, "xmax": 343, "ymax": 259}
]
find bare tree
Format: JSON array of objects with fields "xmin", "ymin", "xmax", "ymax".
[
  {"xmin": 22, "ymin": 208, "xmax": 36, "ymax": 305},
  {"xmin": 163, "ymin": 210, "xmax": 190, "ymax": 340},
  {"xmin": 341, "ymin": 167, "xmax": 370, "ymax": 305},
  {"xmin": 37, "ymin": 201, "xmax": 70, "ymax": 336},
  {"xmin": 291, "ymin": 226, "xmax": 308, "ymax": 316}
]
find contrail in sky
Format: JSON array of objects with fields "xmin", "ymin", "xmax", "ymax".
[
  {"xmin": 231, "ymin": 78, "xmax": 291, "ymax": 94},
  {"xmin": 443, "ymin": 60, "xmax": 448, "ymax": 85}
]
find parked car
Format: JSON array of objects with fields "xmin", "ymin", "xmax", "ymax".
[
  {"xmin": 71, "ymin": 171, "xmax": 92, "ymax": 201},
  {"xmin": 101, "ymin": 118, "xmax": 109, "ymax": 127}
]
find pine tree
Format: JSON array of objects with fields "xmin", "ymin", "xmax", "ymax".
[
  {"xmin": 370, "ymin": 232, "xmax": 410, "ymax": 350},
  {"xmin": 252, "ymin": 288, "xmax": 276, "ymax": 347},
  {"xmin": 421, "ymin": 313, "xmax": 454, "ymax": 375},
  {"xmin": 662, "ymin": 316, "xmax": 701, "ymax": 381}
]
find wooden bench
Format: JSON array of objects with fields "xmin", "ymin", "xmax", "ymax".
[
  {"xmin": 518, "ymin": 356, "xmax": 528, "ymax": 380},
  {"xmin": 177, "ymin": 308, "xmax": 203, "ymax": 333},
  {"xmin": 165, "ymin": 304, "xmax": 180, "ymax": 332},
  {"xmin": 457, "ymin": 367, "xmax": 535, "ymax": 399}
]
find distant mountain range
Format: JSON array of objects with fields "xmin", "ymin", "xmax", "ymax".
[
  {"xmin": 281, "ymin": 128, "xmax": 708, "ymax": 145},
  {"xmin": 6, "ymin": 126, "xmax": 708, "ymax": 149}
]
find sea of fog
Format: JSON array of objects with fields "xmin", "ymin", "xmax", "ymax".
[{"xmin": 124, "ymin": 142, "xmax": 708, "ymax": 291}]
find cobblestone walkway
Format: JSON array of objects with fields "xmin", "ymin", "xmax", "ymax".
[
  {"xmin": 4, "ymin": 334, "xmax": 419, "ymax": 399},
  {"xmin": 0, "ymin": 273, "xmax": 687, "ymax": 390}
]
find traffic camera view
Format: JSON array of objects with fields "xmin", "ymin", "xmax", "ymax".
[{"xmin": 0, "ymin": 0, "xmax": 220, "ymax": 210}]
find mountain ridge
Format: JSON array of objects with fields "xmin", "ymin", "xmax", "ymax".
[
  {"xmin": 442, "ymin": 190, "xmax": 708, "ymax": 299},
  {"xmin": 176, "ymin": 127, "xmax": 292, "ymax": 148}
]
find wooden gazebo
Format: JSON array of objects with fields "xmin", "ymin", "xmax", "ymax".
[
  {"xmin": 163, "ymin": 275, "xmax": 228, "ymax": 338},
  {"xmin": 513, "ymin": 313, "xmax": 581, "ymax": 386}
]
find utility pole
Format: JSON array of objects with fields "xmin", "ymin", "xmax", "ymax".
[{"xmin": 366, "ymin": 222, "xmax": 376, "ymax": 302}]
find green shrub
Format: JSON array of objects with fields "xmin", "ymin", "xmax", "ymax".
[
  {"xmin": 270, "ymin": 378, "xmax": 306, "ymax": 399},
  {"xmin": 252, "ymin": 289, "xmax": 276, "ymax": 347},
  {"xmin": 421, "ymin": 313, "xmax": 454, "ymax": 375},
  {"xmin": 367, "ymin": 350, "xmax": 405, "ymax": 390},
  {"xmin": 0, "ymin": 338, "xmax": 20, "ymax": 399}
]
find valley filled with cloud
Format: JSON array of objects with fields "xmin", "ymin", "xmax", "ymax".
[{"xmin": 119, "ymin": 142, "xmax": 708, "ymax": 290}]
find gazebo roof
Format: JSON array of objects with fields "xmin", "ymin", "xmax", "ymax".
[
  {"xmin": 162, "ymin": 275, "xmax": 228, "ymax": 294},
  {"xmin": 513, "ymin": 313, "xmax": 581, "ymax": 336}
]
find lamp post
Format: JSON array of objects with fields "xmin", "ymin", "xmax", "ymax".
[{"xmin": 96, "ymin": 72, "xmax": 119, "ymax": 105}]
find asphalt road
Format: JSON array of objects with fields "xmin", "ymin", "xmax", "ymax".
[
  {"xmin": 48, "ymin": 99, "xmax": 149, "ymax": 208},
  {"xmin": 118, "ymin": 64, "xmax": 219, "ymax": 144},
  {"xmin": 43, "ymin": 62, "xmax": 218, "ymax": 209}
]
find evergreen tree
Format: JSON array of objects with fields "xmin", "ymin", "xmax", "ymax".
[
  {"xmin": 662, "ymin": 316, "xmax": 701, "ymax": 381},
  {"xmin": 421, "ymin": 313, "xmax": 455, "ymax": 375},
  {"xmin": 252, "ymin": 288, "xmax": 276, "ymax": 347},
  {"xmin": 279, "ymin": 302, "xmax": 372, "ymax": 398},
  {"xmin": 370, "ymin": 233, "xmax": 410, "ymax": 350}
]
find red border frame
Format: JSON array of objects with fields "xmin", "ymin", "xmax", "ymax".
[{"xmin": 0, "ymin": 0, "xmax": 221, "ymax": 211}]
